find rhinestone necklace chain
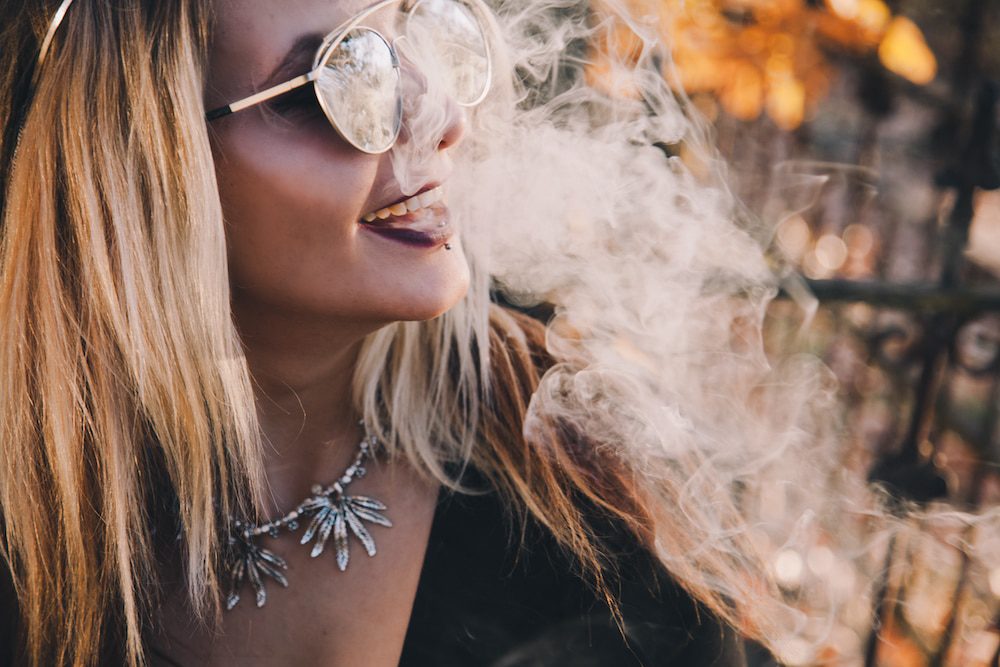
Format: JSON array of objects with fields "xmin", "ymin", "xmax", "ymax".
[{"xmin": 224, "ymin": 430, "xmax": 392, "ymax": 610}]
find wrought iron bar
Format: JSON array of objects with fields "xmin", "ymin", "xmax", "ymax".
[{"xmin": 799, "ymin": 280, "xmax": 1000, "ymax": 314}]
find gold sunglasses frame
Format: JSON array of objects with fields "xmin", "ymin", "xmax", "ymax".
[{"xmin": 205, "ymin": 0, "xmax": 495, "ymax": 154}]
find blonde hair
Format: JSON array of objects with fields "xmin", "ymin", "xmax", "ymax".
[
  {"xmin": 1, "ymin": 1, "xmax": 264, "ymax": 663},
  {"xmin": 1, "ymin": 1, "xmax": 776, "ymax": 665}
]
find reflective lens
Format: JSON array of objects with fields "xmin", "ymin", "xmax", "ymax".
[
  {"xmin": 313, "ymin": 0, "xmax": 491, "ymax": 153},
  {"xmin": 316, "ymin": 27, "xmax": 402, "ymax": 153},
  {"xmin": 406, "ymin": 0, "xmax": 491, "ymax": 106}
]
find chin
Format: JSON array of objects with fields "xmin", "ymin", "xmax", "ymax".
[
  {"xmin": 357, "ymin": 240, "xmax": 472, "ymax": 323},
  {"xmin": 384, "ymin": 267, "xmax": 471, "ymax": 323}
]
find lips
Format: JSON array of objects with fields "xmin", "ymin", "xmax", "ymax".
[
  {"xmin": 358, "ymin": 185, "xmax": 453, "ymax": 248},
  {"xmin": 361, "ymin": 184, "xmax": 445, "ymax": 222}
]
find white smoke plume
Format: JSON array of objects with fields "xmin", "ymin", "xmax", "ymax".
[{"xmin": 391, "ymin": 0, "xmax": 1000, "ymax": 663}]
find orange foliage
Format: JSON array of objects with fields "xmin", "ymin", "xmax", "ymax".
[{"xmin": 587, "ymin": 0, "xmax": 938, "ymax": 128}]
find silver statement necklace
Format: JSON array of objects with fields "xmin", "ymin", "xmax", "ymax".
[{"xmin": 224, "ymin": 430, "xmax": 391, "ymax": 610}]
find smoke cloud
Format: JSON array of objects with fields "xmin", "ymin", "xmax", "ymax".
[{"xmin": 392, "ymin": 0, "xmax": 1000, "ymax": 663}]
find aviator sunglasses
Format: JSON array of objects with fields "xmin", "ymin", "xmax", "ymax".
[{"xmin": 205, "ymin": 0, "xmax": 495, "ymax": 154}]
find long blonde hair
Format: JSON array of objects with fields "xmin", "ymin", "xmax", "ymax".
[
  {"xmin": 1, "ymin": 1, "xmax": 266, "ymax": 664},
  {"xmin": 1, "ymin": 1, "xmax": 775, "ymax": 665}
]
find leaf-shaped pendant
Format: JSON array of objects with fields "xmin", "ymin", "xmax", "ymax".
[
  {"xmin": 333, "ymin": 508, "xmax": 349, "ymax": 570},
  {"xmin": 298, "ymin": 493, "xmax": 392, "ymax": 570},
  {"xmin": 224, "ymin": 530, "xmax": 289, "ymax": 610},
  {"xmin": 223, "ymin": 429, "xmax": 389, "ymax": 612}
]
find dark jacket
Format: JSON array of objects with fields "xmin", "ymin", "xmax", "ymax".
[{"xmin": 399, "ymin": 467, "xmax": 746, "ymax": 666}]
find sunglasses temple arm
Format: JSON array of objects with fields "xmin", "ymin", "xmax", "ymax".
[{"xmin": 206, "ymin": 71, "xmax": 320, "ymax": 121}]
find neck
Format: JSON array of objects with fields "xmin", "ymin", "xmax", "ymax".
[{"xmin": 234, "ymin": 295, "xmax": 389, "ymax": 512}]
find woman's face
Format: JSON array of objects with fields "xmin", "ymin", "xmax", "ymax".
[{"xmin": 207, "ymin": 0, "xmax": 471, "ymax": 329}]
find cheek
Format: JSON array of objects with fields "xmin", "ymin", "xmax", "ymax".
[
  {"xmin": 212, "ymin": 117, "xmax": 472, "ymax": 323},
  {"xmin": 214, "ymin": 117, "xmax": 377, "ymax": 310}
]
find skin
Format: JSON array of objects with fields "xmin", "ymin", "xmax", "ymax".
[{"xmin": 153, "ymin": 0, "xmax": 471, "ymax": 663}]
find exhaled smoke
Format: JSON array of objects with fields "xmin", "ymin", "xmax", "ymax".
[{"xmin": 393, "ymin": 0, "xmax": 1000, "ymax": 663}]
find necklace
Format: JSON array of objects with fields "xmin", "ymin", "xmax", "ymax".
[{"xmin": 224, "ymin": 429, "xmax": 391, "ymax": 610}]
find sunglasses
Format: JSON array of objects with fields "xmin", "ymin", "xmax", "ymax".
[{"xmin": 206, "ymin": 0, "xmax": 494, "ymax": 154}]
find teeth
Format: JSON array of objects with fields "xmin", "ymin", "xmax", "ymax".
[{"xmin": 362, "ymin": 186, "xmax": 444, "ymax": 222}]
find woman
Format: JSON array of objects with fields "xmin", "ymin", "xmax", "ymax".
[{"xmin": 1, "ymin": 0, "xmax": 780, "ymax": 664}]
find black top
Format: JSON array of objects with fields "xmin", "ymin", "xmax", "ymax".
[
  {"xmin": 400, "ymin": 470, "xmax": 746, "ymax": 667},
  {"xmin": 0, "ymin": 472, "xmax": 747, "ymax": 667}
]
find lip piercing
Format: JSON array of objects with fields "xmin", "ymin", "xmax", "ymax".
[{"xmin": 444, "ymin": 243, "xmax": 452, "ymax": 250}]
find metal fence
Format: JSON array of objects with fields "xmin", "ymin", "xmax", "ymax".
[{"xmin": 745, "ymin": 1, "xmax": 1000, "ymax": 663}]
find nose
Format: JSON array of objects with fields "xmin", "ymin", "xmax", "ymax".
[
  {"xmin": 394, "ymin": 43, "xmax": 467, "ymax": 152},
  {"xmin": 436, "ymin": 95, "xmax": 467, "ymax": 151}
]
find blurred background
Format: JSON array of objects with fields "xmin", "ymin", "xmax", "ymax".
[{"xmin": 583, "ymin": 0, "xmax": 1000, "ymax": 664}]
